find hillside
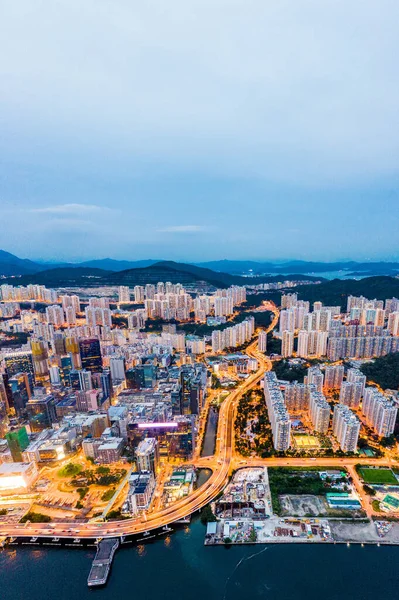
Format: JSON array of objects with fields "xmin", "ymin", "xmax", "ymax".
[
  {"xmin": 9, "ymin": 267, "xmax": 111, "ymax": 286},
  {"xmin": 293, "ymin": 276, "xmax": 399, "ymax": 310},
  {"xmin": 102, "ymin": 261, "xmax": 240, "ymax": 287},
  {"xmin": 79, "ymin": 258, "xmax": 158, "ymax": 271},
  {"xmin": 96, "ymin": 261, "xmax": 323, "ymax": 288},
  {"xmin": 2, "ymin": 248, "xmax": 399, "ymax": 279},
  {"xmin": 3, "ymin": 260, "xmax": 323, "ymax": 289},
  {"xmin": 0, "ymin": 249, "xmax": 48, "ymax": 276},
  {"xmin": 360, "ymin": 354, "xmax": 399, "ymax": 391}
]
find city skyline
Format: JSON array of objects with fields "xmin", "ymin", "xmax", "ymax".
[
  {"xmin": 1, "ymin": 1, "xmax": 399, "ymax": 262},
  {"xmin": 2, "ymin": 2, "xmax": 399, "ymax": 596}
]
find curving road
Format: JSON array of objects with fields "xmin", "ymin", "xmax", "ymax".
[
  {"xmin": 2, "ymin": 301, "xmax": 393, "ymax": 540},
  {"xmin": 0, "ymin": 303, "xmax": 278, "ymax": 539}
]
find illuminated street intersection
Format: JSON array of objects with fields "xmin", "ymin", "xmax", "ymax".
[
  {"xmin": 0, "ymin": 304, "xmax": 278, "ymax": 541},
  {"xmin": 0, "ymin": 300, "xmax": 398, "ymax": 543}
]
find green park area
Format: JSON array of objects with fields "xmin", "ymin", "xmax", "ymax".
[
  {"xmin": 58, "ymin": 463, "xmax": 82, "ymax": 478},
  {"xmin": 358, "ymin": 467, "xmax": 397, "ymax": 485}
]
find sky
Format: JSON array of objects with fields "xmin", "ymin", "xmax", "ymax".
[{"xmin": 0, "ymin": 0, "xmax": 398, "ymax": 263}]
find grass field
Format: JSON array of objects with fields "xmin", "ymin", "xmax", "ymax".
[{"xmin": 359, "ymin": 468, "xmax": 398, "ymax": 485}]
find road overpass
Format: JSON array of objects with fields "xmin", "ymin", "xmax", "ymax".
[{"xmin": 1, "ymin": 302, "xmax": 394, "ymax": 541}]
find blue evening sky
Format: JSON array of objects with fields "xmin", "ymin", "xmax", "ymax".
[{"xmin": 0, "ymin": 1, "xmax": 398, "ymax": 262}]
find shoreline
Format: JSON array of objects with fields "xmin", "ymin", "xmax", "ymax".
[{"xmin": 204, "ymin": 516, "xmax": 399, "ymax": 547}]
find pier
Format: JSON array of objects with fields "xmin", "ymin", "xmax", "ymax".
[{"xmin": 87, "ymin": 538, "xmax": 119, "ymax": 587}]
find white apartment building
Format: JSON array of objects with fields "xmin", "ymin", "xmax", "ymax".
[
  {"xmin": 362, "ymin": 387, "xmax": 398, "ymax": 437},
  {"xmin": 263, "ymin": 372, "xmax": 291, "ymax": 451},
  {"xmin": 346, "ymin": 368, "xmax": 367, "ymax": 395},
  {"xmin": 309, "ymin": 391, "xmax": 330, "ymax": 434},
  {"xmin": 305, "ymin": 366, "xmax": 324, "ymax": 392},
  {"xmin": 339, "ymin": 381, "xmax": 363, "ymax": 409},
  {"xmin": 332, "ymin": 404, "xmax": 360, "ymax": 452},
  {"xmin": 281, "ymin": 330, "xmax": 294, "ymax": 358},
  {"xmin": 284, "ymin": 382, "xmax": 314, "ymax": 412},
  {"xmin": 119, "ymin": 286, "xmax": 130, "ymax": 303},
  {"xmin": 324, "ymin": 365, "xmax": 344, "ymax": 390},
  {"xmin": 258, "ymin": 330, "xmax": 267, "ymax": 353}
]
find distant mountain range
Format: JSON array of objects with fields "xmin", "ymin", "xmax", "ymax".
[
  {"xmin": 3, "ymin": 249, "xmax": 399, "ymax": 274},
  {"xmin": 1, "ymin": 249, "xmax": 399, "ymax": 286},
  {"xmin": 0, "ymin": 249, "xmax": 51, "ymax": 276},
  {"xmin": 3, "ymin": 260, "xmax": 321, "ymax": 289},
  {"xmin": 195, "ymin": 259, "xmax": 399, "ymax": 277}
]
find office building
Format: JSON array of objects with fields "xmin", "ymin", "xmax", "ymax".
[
  {"xmin": 135, "ymin": 438, "xmax": 159, "ymax": 474},
  {"xmin": 4, "ymin": 351, "xmax": 34, "ymax": 378},
  {"xmin": 127, "ymin": 471, "xmax": 156, "ymax": 515},
  {"xmin": 110, "ymin": 356, "xmax": 126, "ymax": 382},
  {"xmin": 30, "ymin": 340, "xmax": 49, "ymax": 377},
  {"xmin": 8, "ymin": 373, "xmax": 32, "ymax": 414},
  {"xmin": 26, "ymin": 393, "xmax": 57, "ymax": 432},
  {"xmin": 79, "ymin": 338, "xmax": 103, "ymax": 373},
  {"xmin": 0, "ymin": 462, "xmax": 38, "ymax": 491},
  {"xmin": 5, "ymin": 427, "xmax": 30, "ymax": 462}
]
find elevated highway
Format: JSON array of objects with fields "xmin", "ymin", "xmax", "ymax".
[{"xmin": 3, "ymin": 302, "xmax": 392, "ymax": 540}]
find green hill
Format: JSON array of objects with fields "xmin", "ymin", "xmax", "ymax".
[{"xmin": 293, "ymin": 276, "xmax": 399, "ymax": 310}]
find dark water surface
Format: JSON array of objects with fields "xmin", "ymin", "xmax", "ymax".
[
  {"xmin": 1, "ymin": 518, "xmax": 399, "ymax": 600},
  {"xmin": 201, "ymin": 406, "xmax": 219, "ymax": 457}
]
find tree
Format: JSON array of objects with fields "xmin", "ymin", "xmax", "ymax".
[
  {"xmin": 249, "ymin": 525, "xmax": 257, "ymax": 543},
  {"xmin": 97, "ymin": 474, "xmax": 119, "ymax": 486},
  {"xmin": 58, "ymin": 462, "xmax": 82, "ymax": 478},
  {"xmin": 101, "ymin": 488, "xmax": 116, "ymax": 502},
  {"xmin": 200, "ymin": 504, "xmax": 217, "ymax": 525},
  {"xmin": 107, "ymin": 509, "xmax": 121, "ymax": 520},
  {"xmin": 272, "ymin": 359, "xmax": 307, "ymax": 383},
  {"xmin": 20, "ymin": 512, "xmax": 51, "ymax": 523},
  {"xmin": 224, "ymin": 537, "xmax": 232, "ymax": 544},
  {"xmin": 380, "ymin": 435, "xmax": 395, "ymax": 448},
  {"xmin": 363, "ymin": 484, "xmax": 376, "ymax": 497},
  {"xmin": 372, "ymin": 500, "xmax": 381, "ymax": 512},
  {"xmin": 360, "ymin": 353, "xmax": 399, "ymax": 390},
  {"xmin": 211, "ymin": 373, "xmax": 221, "ymax": 389},
  {"xmin": 96, "ymin": 466, "xmax": 110, "ymax": 476},
  {"xmin": 77, "ymin": 487, "xmax": 88, "ymax": 500}
]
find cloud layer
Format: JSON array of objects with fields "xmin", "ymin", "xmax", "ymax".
[{"xmin": 30, "ymin": 204, "xmax": 109, "ymax": 214}]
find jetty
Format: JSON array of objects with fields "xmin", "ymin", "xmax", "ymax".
[{"xmin": 87, "ymin": 537, "xmax": 119, "ymax": 587}]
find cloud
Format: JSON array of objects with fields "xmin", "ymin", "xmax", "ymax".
[
  {"xmin": 30, "ymin": 203, "xmax": 110, "ymax": 214},
  {"xmin": 157, "ymin": 225, "xmax": 212, "ymax": 233}
]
